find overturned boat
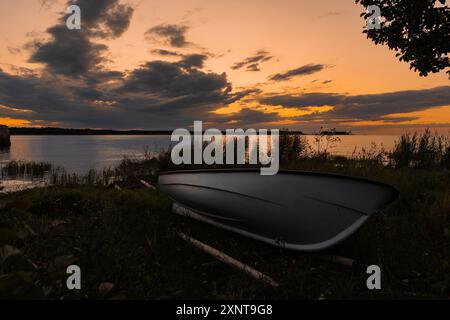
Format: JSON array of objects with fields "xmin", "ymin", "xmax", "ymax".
[{"xmin": 159, "ymin": 170, "xmax": 398, "ymax": 252}]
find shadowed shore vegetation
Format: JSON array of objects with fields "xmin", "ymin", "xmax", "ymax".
[{"xmin": 0, "ymin": 131, "xmax": 449, "ymax": 299}]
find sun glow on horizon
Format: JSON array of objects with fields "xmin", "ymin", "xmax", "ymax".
[{"xmin": 0, "ymin": 117, "xmax": 32, "ymax": 127}]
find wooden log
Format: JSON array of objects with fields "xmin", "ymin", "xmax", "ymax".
[
  {"xmin": 174, "ymin": 203, "xmax": 354, "ymax": 271},
  {"xmin": 140, "ymin": 180, "xmax": 156, "ymax": 190},
  {"xmin": 319, "ymin": 254, "xmax": 355, "ymax": 268},
  {"xmin": 177, "ymin": 232, "xmax": 279, "ymax": 288}
]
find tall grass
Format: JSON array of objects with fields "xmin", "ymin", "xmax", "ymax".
[
  {"xmin": 0, "ymin": 160, "xmax": 53, "ymax": 179},
  {"xmin": 391, "ymin": 129, "xmax": 450, "ymax": 169}
]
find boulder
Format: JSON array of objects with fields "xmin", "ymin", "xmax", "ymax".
[{"xmin": 0, "ymin": 125, "xmax": 11, "ymax": 148}]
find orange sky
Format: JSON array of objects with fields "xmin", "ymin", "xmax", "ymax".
[{"xmin": 0, "ymin": 0, "xmax": 448, "ymax": 133}]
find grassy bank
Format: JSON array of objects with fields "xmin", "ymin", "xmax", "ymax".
[{"xmin": 0, "ymin": 132, "xmax": 449, "ymax": 299}]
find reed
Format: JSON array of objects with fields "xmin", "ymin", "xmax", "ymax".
[
  {"xmin": 0, "ymin": 160, "xmax": 53, "ymax": 179},
  {"xmin": 390, "ymin": 129, "xmax": 450, "ymax": 169}
]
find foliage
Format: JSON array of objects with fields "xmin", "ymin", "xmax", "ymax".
[{"xmin": 356, "ymin": 0, "xmax": 450, "ymax": 77}]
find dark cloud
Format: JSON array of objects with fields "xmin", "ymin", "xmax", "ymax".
[
  {"xmin": 332, "ymin": 86, "xmax": 450, "ymax": 120},
  {"xmin": 230, "ymin": 108, "xmax": 281, "ymax": 126},
  {"xmin": 231, "ymin": 88, "xmax": 262, "ymax": 101},
  {"xmin": 246, "ymin": 64, "xmax": 261, "ymax": 72},
  {"xmin": 0, "ymin": 63, "xmax": 37, "ymax": 77},
  {"xmin": 205, "ymin": 107, "xmax": 282, "ymax": 127},
  {"xmin": 119, "ymin": 59, "xmax": 230, "ymax": 101},
  {"xmin": 101, "ymin": 4, "xmax": 134, "ymax": 38},
  {"xmin": 269, "ymin": 64, "xmax": 327, "ymax": 81},
  {"xmin": 150, "ymin": 51, "xmax": 208, "ymax": 68},
  {"xmin": 29, "ymin": 26, "xmax": 108, "ymax": 76},
  {"xmin": 151, "ymin": 49, "xmax": 182, "ymax": 57},
  {"xmin": 68, "ymin": 0, "xmax": 134, "ymax": 38},
  {"xmin": 380, "ymin": 117, "xmax": 420, "ymax": 123},
  {"xmin": 0, "ymin": 1, "xmax": 262, "ymax": 129},
  {"xmin": 176, "ymin": 54, "xmax": 208, "ymax": 69},
  {"xmin": 231, "ymin": 50, "xmax": 274, "ymax": 72},
  {"xmin": 0, "ymin": 1, "xmax": 271, "ymax": 129},
  {"xmin": 28, "ymin": 0, "xmax": 134, "ymax": 76},
  {"xmin": 2, "ymin": 54, "xmax": 448, "ymax": 129},
  {"xmin": 262, "ymin": 86, "xmax": 450, "ymax": 122},
  {"xmin": 145, "ymin": 24, "xmax": 190, "ymax": 48},
  {"xmin": 74, "ymin": 87, "xmax": 105, "ymax": 100},
  {"xmin": 83, "ymin": 70, "xmax": 124, "ymax": 86},
  {"xmin": 261, "ymin": 93, "xmax": 345, "ymax": 108},
  {"xmin": 0, "ymin": 70, "xmax": 97, "ymax": 124},
  {"xmin": 0, "ymin": 68, "xmax": 225, "ymax": 129},
  {"xmin": 0, "ymin": 50, "xmax": 259, "ymax": 129}
]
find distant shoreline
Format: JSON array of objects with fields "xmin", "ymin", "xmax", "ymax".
[
  {"xmin": 9, "ymin": 127, "xmax": 305, "ymax": 136},
  {"xmin": 10, "ymin": 127, "xmax": 174, "ymax": 136}
]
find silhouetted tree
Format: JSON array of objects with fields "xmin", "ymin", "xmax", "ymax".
[{"xmin": 356, "ymin": 0, "xmax": 450, "ymax": 77}]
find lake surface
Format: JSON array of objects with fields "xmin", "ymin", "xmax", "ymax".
[{"xmin": 0, "ymin": 135, "xmax": 401, "ymax": 174}]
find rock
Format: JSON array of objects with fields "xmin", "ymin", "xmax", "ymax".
[
  {"xmin": 98, "ymin": 282, "xmax": 115, "ymax": 294},
  {"xmin": 0, "ymin": 125, "xmax": 11, "ymax": 149}
]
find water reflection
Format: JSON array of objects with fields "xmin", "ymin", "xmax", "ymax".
[
  {"xmin": 0, "ymin": 135, "xmax": 170, "ymax": 174},
  {"xmin": 0, "ymin": 135, "xmax": 403, "ymax": 174}
]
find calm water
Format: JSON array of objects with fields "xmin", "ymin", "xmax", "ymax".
[{"xmin": 0, "ymin": 135, "xmax": 400, "ymax": 174}]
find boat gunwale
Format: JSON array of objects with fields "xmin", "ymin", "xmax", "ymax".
[
  {"xmin": 159, "ymin": 168, "xmax": 399, "ymax": 201},
  {"xmin": 172, "ymin": 202, "xmax": 370, "ymax": 252}
]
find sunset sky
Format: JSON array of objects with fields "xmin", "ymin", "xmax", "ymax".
[{"xmin": 0, "ymin": 0, "xmax": 449, "ymax": 133}]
